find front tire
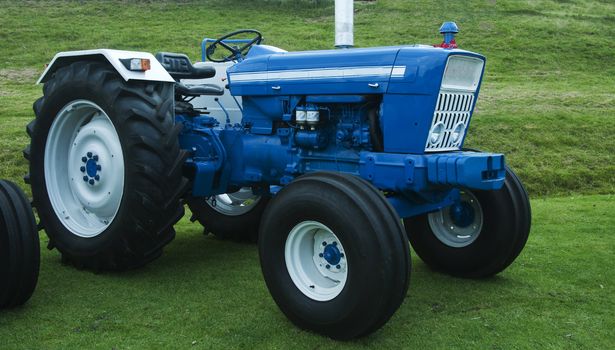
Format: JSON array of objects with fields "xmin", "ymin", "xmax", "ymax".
[
  {"xmin": 259, "ymin": 172, "xmax": 410, "ymax": 339},
  {"xmin": 404, "ymin": 166, "xmax": 531, "ymax": 278},
  {"xmin": 25, "ymin": 61, "xmax": 188, "ymax": 270}
]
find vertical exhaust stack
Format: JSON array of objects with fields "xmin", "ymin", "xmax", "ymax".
[{"xmin": 335, "ymin": 0, "xmax": 354, "ymax": 48}]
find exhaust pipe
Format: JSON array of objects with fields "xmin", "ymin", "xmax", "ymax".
[{"xmin": 335, "ymin": 0, "xmax": 353, "ymax": 48}]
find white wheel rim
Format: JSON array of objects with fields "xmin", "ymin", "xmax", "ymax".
[
  {"xmin": 285, "ymin": 221, "xmax": 348, "ymax": 301},
  {"xmin": 428, "ymin": 190, "xmax": 483, "ymax": 248},
  {"xmin": 44, "ymin": 100, "xmax": 125, "ymax": 238},
  {"xmin": 206, "ymin": 187, "xmax": 261, "ymax": 216}
]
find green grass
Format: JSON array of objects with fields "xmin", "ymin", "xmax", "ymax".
[
  {"xmin": 0, "ymin": 0, "xmax": 614, "ymax": 348},
  {"xmin": 1, "ymin": 195, "xmax": 613, "ymax": 349}
]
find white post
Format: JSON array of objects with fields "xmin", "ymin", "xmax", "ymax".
[{"xmin": 335, "ymin": 0, "xmax": 354, "ymax": 48}]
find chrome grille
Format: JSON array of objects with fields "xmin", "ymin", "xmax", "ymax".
[{"xmin": 425, "ymin": 91, "xmax": 475, "ymax": 152}]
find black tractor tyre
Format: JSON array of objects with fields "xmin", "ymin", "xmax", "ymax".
[
  {"xmin": 259, "ymin": 172, "xmax": 410, "ymax": 340},
  {"xmin": 0, "ymin": 180, "xmax": 40, "ymax": 308},
  {"xmin": 25, "ymin": 61, "xmax": 188, "ymax": 271},
  {"xmin": 186, "ymin": 191, "xmax": 270, "ymax": 243},
  {"xmin": 404, "ymin": 166, "xmax": 531, "ymax": 278}
]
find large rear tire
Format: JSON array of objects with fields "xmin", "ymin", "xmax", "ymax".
[
  {"xmin": 259, "ymin": 172, "xmax": 410, "ymax": 339},
  {"xmin": 25, "ymin": 61, "xmax": 188, "ymax": 271},
  {"xmin": 0, "ymin": 180, "xmax": 40, "ymax": 308},
  {"xmin": 186, "ymin": 188, "xmax": 269, "ymax": 242},
  {"xmin": 404, "ymin": 166, "xmax": 531, "ymax": 278}
]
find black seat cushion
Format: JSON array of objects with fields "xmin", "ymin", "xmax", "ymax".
[
  {"xmin": 175, "ymin": 82, "xmax": 224, "ymax": 96},
  {"xmin": 155, "ymin": 52, "xmax": 216, "ymax": 80}
]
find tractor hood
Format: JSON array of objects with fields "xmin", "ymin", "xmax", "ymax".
[{"xmin": 227, "ymin": 45, "xmax": 484, "ymax": 96}]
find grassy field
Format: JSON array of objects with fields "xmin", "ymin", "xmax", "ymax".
[
  {"xmin": 1, "ymin": 196, "xmax": 613, "ymax": 349},
  {"xmin": 0, "ymin": 0, "xmax": 614, "ymax": 349}
]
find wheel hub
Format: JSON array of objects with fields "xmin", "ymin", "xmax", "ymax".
[
  {"xmin": 285, "ymin": 221, "xmax": 348, "ymax": 301},
  {"xmin": 449, "ymin": 201, "xmax": 475, "ymax": 228},
  {"xmin": 81, "ymin": 152, "xmax": 102, "ymax": 185},
  {"xmin": 313, "ymin": 231, "xmax": 347, "ymax": 275},
  {"xmin": 427, "ymin": 190, "xmax": 483, "ymax": 248},
  {"xmin": 322, "ymin": 243, "xmax": 342, "ymax": 266}
]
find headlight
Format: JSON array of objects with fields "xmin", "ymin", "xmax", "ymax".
[
  {"xmin": 450, "ymin": 122, "xmax": 466, "ymax": 145},
  {"xmin": 441, "ymin": 56, "xmax": 484, "ymax": 92},
  {"xmin": 429, "ymin": 122, "xmax": 445, "ymax": 145}
]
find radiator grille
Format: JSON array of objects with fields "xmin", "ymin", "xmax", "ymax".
[{"xmin": 425, "ymin": 91, "xmax": 475, "ymax": 152}]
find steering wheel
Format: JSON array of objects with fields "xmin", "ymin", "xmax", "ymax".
[{"xmin": 206, "ymin": 29, "xmax": 263, "ymax": 63}]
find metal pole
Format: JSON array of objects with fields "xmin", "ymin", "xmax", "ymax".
[{"xmin": 335, "ymin": 0, "xmax": 354, "ymax": 48}]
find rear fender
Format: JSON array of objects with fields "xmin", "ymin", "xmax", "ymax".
[{"xmin": 37, "ymin": 49, "xmax": 174, "ymax": 84}]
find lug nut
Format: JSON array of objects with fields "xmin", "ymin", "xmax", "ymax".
[
  {"xmin": 332, "ymin": 242, "xmax": 337, "ymax": 246},
  {"xmin": 322, "ymin": 241, "xmax": 327, "ymax": 246},
  {"xmin": 325, "ymin": 264, "xmax": 330, "ymax": 269},
  {"xmin": 319, "ymin": 253, "xmax": 323, "ymax": 257},
  {"xmin": 94, "ymin": 175, "xmax": 100, "ymax": 181},
  {"xmin": 83, "ymin": 176, "xmax": 88, "ymax": 182},
  {"xmin": 97, "ymin": 165, "xmax": 102, "ymax": 171},
  {"xmin": 88, "ymin": 179, "xmax": 95, "ymax": 185},
  {"xmin": 336, "ymin": 265, "xmax": 341, "ymax": 269},
  {"xmin": 80, "ymin": 166, "xmax": 86, "ymax": 172},
  {"xmin": 87, "ymin": 152, "xmax": 92, "ymax": 158},
  {"xmin": 340, "ymin": 253, "xmax": 344, "ymax": 258},
  {"xmin": 93, "ymin": 155, "xmax": 99, "ymax": 161},
  {"xmin": 81, "ymin": 157, "xmax": 87, "ymax": 163}
]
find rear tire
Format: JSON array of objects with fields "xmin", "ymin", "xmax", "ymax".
[
  {"xmin": 0, "ymin": 180, "xmax": 40, "ymax": 308},
  {"xmin": 186, "ymin": 188, "xmax": 269, "ymax": 242},
  {"xmin": 25, "ymin": 61, "xmax": 188, "ymax": 271},
  {"xmin": 259, "ymin": 172, "xmax": 410, "ymax": 339},
  {"xmin": 404, "ymin": 166, "xmax": 531, "ymax": 278}
]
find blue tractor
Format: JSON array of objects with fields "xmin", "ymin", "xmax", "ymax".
[{"xmin": 25, "ymin": 24, "xmax": 530, "ymax": 338}]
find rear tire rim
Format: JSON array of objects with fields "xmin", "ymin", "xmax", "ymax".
[
  {"xmin": 284, "ymin": 221, "xmax": 348, "ymax": 301},
  {"xmin": 428, "ymin": 190, "xmax": 483, "ymax": 248},
  {"xmin": 206, "ymin": 187, "xmax": 260, "ymax": 216},
  {"xmin": 44, "ymin": 100, "xmax": 125, "ymax": 238}
]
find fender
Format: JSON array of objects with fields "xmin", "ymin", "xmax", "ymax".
[{"xmin": 37, "ymin": 49, "xmax": 174, "ymax": 84}]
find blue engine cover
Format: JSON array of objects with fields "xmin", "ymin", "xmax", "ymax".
[{"xmin": 227, "ymin": 45, "xmax": 485, "ymax": 153}]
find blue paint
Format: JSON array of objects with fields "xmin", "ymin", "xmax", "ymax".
[
  {"xmin": 86, "ymin": 159, "xmax": 98, "ymax": 177},
  {"xmin": 439, "ymin": 21, "xmax": 459, "ymax": 45},
  {"xmin": 178, "ymin": 36, "xmax": 504, "ymax": 219},
  {"xmin": 323, "ymin": 244, "xmax": 342, "ymax": 265},
  {"xmin": 81, "ymin": 152, "xmax": 101, "ymax": 185}
]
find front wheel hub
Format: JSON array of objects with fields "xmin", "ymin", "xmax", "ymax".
[
  {"xmin": 449, "ymin": 201, "xmax": 475, "ymax": 228},
  {"xmin": 285, "ymin": 221, "xmax": 348, "ymax": 301},
  {"xmin": 322, "ymin": 243, "xmax": 342, "ymax": 266},
  {"xmin": 428, "ymin": 190, "xmax": 483, "ymax": 248}
]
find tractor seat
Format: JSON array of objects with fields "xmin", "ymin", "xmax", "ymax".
[
  {"xmin": 175, "ymin": 82, "xmax": 224, "ymax": 96},
  {"xmin": 155, "ymin": 52, "xmax": 216, "ymax": 80}
]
